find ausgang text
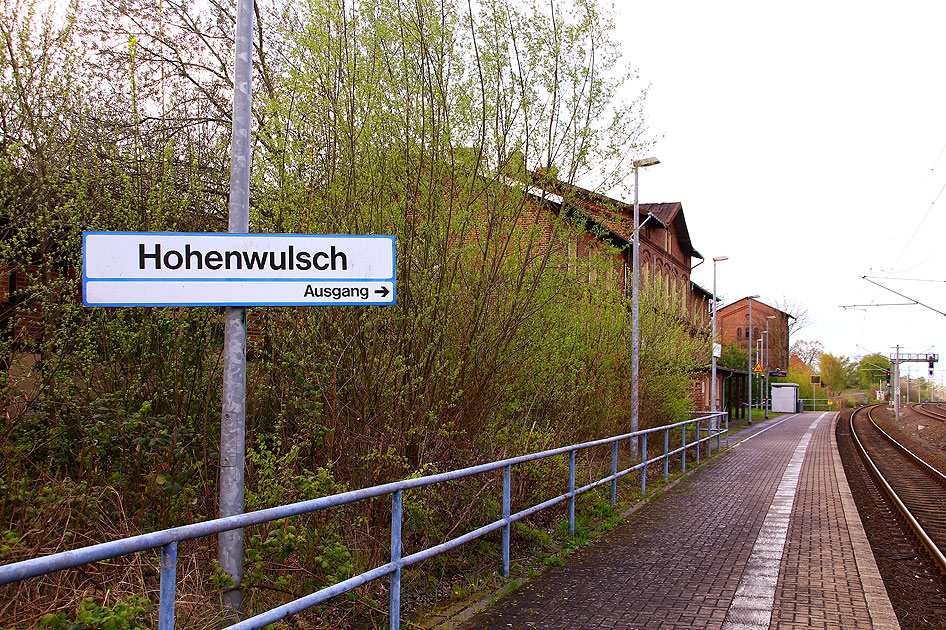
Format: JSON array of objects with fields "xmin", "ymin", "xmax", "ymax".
[{"xmin": 304, "ymin": 285, "xmax": 369, "ymax": 300}]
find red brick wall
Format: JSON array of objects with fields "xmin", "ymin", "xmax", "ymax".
[{"xmin": 717, "ymin": 299, "xmax": 790, "ymax": 370}]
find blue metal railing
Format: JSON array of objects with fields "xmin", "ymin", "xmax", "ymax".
[{"xmin": 0, "ymin": 412, "xmax": 728, "ymax": 629}]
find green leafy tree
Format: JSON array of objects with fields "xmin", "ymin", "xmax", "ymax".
[
  {"xmin": 819, "ymin": 353, "xmax": 853, "ymax": 392},
  {"xmin": 855, "ymin": 353, "xmax": 890, "ymax": 390},
  {"xmin": 718, "ymin": 343, "xmax": 748, "ymax": 371}
]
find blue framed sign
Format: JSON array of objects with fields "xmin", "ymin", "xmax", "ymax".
[{"xmin": 83, "ymin": 232, "xmax": 396, "ymax": 307}]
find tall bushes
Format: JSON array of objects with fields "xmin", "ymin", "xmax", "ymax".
[{"xmin": 0, "ymin": 0, "xmax": 704, "ymax": 625}]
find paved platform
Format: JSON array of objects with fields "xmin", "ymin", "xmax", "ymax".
[{"xmin": 459, "ymin": 412, "xmax": 900, "ymax": 630}]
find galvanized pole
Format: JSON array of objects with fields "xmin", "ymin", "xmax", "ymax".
[
  {"xmin": 630, "ymin": 158, "xmax": 659, "ymax": 458},
  {"xmin": 747, "ymin": 298, "xmax": 753, "ymax": 425},
  {"xmin": 710, "ymin": 259, "xmax": 727, "ymax": 416},
  {"xmin": 219, "ymin": 0, "xmax": 254, "ymax": 616},
  {"xmin": 711, "ymin": 262, "xmax": 718, "ymax": 414},
  {"xmin": 763, "ymin": 326, "xmax": 768, "ymax": 419},
  {"xmin": 631, "ymin": 166, "xmax": 640, "ymax": 459},
  {"xmin": 710, "ymin": 257, "xmax": 728, "ymax": 428},
  {"xmin": 894, "ymin": 345, "xmax": 901, "ymax": 421}
]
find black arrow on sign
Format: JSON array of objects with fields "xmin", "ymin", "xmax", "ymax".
[{"xmin": 374, "ymin": 286, "xmax": 390, "ymax": 298}]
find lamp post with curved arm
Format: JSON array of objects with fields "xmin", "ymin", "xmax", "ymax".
[
  {"xmin": 746, "ymin": 295, "xmax": 760, "ymax": 424},
  {"xmin": 631, "ymin": 157, "xmax": 660, "ymax": 458}
]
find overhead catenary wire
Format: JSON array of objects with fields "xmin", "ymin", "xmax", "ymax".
[
  {"xmin": 930, "ymin": 141, "xmax": 946, "ymax": 174},
  {"xmin": 889, "ymin": 177, "xmax": 946, "ymax": 273},
  {"xmin": 864, "ymin": 276, "xmax": 945, "ymax": 283},
  {"xmin": 860, "ymin": 276, "xmax": 946, "ymax": 318}
]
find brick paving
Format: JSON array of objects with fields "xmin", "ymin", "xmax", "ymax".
[{"xmin": 458, "ymin": 413, "xmax": 898, "ymax": 630}]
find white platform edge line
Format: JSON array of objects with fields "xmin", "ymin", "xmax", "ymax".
[{"xmin": 721, "ymin": 413, "xmax": 826, "ymax": 630}]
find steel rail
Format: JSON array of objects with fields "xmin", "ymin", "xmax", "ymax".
[
  {"xmin": 849, "ymin": 405, "xmax": 946, "ymax": 574},
  {"xmin": 911, "ymin": 402, "xmax": 946, "ymax": 422},
  {"xmin": 868, "ymin": 407, "xmax": 946, "ymax": 484}
]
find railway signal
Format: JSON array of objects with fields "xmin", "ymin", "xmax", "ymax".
[{"xmin": 888, "ymin": 351, "xmax": 940, "ymax": 416}]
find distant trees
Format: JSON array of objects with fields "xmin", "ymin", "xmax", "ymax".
[
  {"xmin": 818, "ymin": 353, "xmax": 854, "ymax": 392},
  {"xmin": 791, "ymin": 339, "xmax": 824, "ymax": 369},
  {"xmin": 855, "ymin": 353, "xmax": 891, "ymax": 390}
]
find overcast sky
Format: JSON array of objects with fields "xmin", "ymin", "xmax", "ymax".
[{"xmin": 611, "ymin": 1, "xmax": 946, "ymax": 387}]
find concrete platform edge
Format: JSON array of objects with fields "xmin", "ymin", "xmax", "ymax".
[{"xmin": 830, "ymin": 412, "xmax": 901, "ymax": 630}]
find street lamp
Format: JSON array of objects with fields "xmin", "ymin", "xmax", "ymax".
[
  {"xmin": 764, "ymin": 315, "xmax": 775, "ymax": 419},
  {"xmin": 631, "ymin": 157, "xmax": 660, "ymax": 459},
  {"xmin": 746, "ymin": 295, "xmax": 760, "ymax": 425},
  {"xmin": 711, "ymin": 257, "xmax": 728, "ymax": 419}
]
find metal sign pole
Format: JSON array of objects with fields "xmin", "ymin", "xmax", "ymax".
[
  {"xmin": 894, "ymin": 345, "xmax": 900, "ymax": 422},
  {"xmin": 764, "ymin": 321, "xmax": 769, "ymax": 419},
  {"xmin": 747, "ymin": 299, "xmax": 753, "ymax": 424},
  {"xmin": 631, "ymin": 167, "xmax": 640, "ymax": 459},
  {"xmin": 219, "ymin": 0, "xmax": 254, "ymax": 615}
]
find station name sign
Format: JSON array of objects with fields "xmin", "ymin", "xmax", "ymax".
[{"xmin": 83, "ymin": 232, "xmax": 396, "ymax": 307}]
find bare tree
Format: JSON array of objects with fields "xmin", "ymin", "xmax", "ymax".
[
  {"xmin": 774, "ymin": 295, "xmax": 811, "ymax": 336},
  {"xmin": 791, "ymin": 339, "xmax": 824, "ymax": 369}
]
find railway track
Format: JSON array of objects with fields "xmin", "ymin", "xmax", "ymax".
[
  {"xmin": 911, "ymin": 402, "xmax": 946, "ymax": 423},
  {"xmin": 850, "ymin": 404, "xmax": 946, "ymax": 573}
]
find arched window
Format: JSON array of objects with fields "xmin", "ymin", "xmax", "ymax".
[
  {"xmin": 737, "ymin": 328, "xmax": 742, "ymax": 340},
  {"xmin": 753, "ymin": 327, "xmax": 760, "ymax": 340}
]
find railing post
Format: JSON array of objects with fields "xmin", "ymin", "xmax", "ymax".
[
  {"xmin": 568, "ymin": 450, "xmax": 576, "ymax": 536},
  {"xmin": 641, "ymin": 434, "xmax": 648, "ymax": 496},
  {"xmin": 707, "ymin": 417, "xmax": 712, "ymax": 457},
  {"xmin": 158, "ymin": 542, "xmax": 177, "ymax": 630},
  {"xmin": 716, "ymin": 413, "xmax": 722, "ymax": 451},
  {"xmin": 611, "ymin": 441, "xmax": 618, "ymax": 506},
  {"xmin": 502, "ymin": 465, "xmax": 511, "ymax": 578},
  {"xmin": 664, "ymin": 428, "xmax": 669, "ymax": 482},
  {"xmin": 682, "ymin": 422, "xmax": 687, "ymax": 473},
  {"xmin": 725, "ymin": 412, "xmax": 730, "ymax": 448},
  {"xmin": 390, "ymin": 490, "xmax": 402, "ymax": 630},
  {"xmin": 707, "ymin": 418, "xmax": 712, "ymax": 458},
  {"xmin": 696, "ymin": 421, "xmax": 701, "ymax": 464}
]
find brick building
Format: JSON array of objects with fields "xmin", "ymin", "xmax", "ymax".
[
  {"xmin": 717, "ymin": 297, "xmax": 792, "ymax": 372},
  {"xmin": 529, "ymin": 177, "xmax": 711, "ymax": 330},
  {"xmin": 527, "ymin": 175, "xmax": 733, "ymax": 412}
]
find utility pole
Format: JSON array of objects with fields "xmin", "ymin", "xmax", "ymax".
[
  {"xmin": 631, "ymin": 157, "xmax": 659, "ymax": 458},
  {"xmin": 764, "ymin": 316, "xmax": 774, "ymax": 419},
  {"xmin": 219, "ymin": 0, "xmax": 255, "ymax": 616},
  {"xmin": 747, "ymin": 300, "xmax": 752, "ymax": 424},
  {"xmin": 894, "ymin": 345, "xmax": 901, "ymax": 422},
  {"xmin": 711, "ymin": 257, "xmax": 728, "ymax": 419},
  {"xmin": 746, "ymin": 295, "xmax": 759, "ymax": 424}
]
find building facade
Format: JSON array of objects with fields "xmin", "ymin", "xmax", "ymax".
[
  {"xmin": 717, "ymin": 297, "xmax": 792, "ymax": 372},
  {"xmin": 528, "ymin": 175, "xmax": 730, "ymax": 412}
]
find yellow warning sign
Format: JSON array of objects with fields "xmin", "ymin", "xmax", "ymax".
[{"xmin": 753, "ymin": 363, "xmax": 764, "ymax": 373}]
